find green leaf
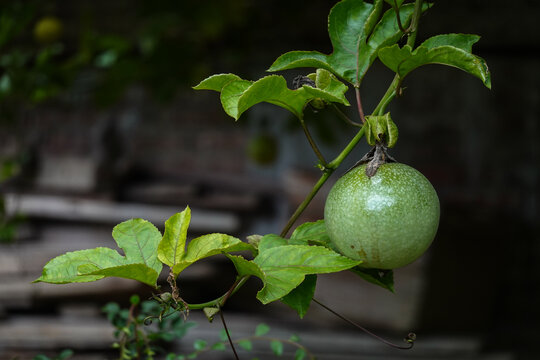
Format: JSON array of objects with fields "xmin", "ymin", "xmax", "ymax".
[
  {"xmin": 281, "ymin": 275, "xmax": 317, "ymax": 318},
  {"xmin": 111, "ymin": 219, "xmax": 163, "ymax": 275},
  {"xmin": 255, "ymin": 323, "xmax": 270, "ymax": 336},
  {"xmin": 220, "ymin": 75, "xmax": 349, "ymax": 120},
  {"xmin": 384, "ymin": 0, "xmax": 408, "ymax": 8},
  {"xmin": 269, "ymin": 1, "xmax": 419, "ymax": 85},
  {"xmin": 378, "ymin": 33, "xmax": 491, "ymax": 88},
  {"xmin": 294, "ymin": 348, "xmax": 306, "ymax": 360},
  {"xmin": 270, "ymin": 341, "xmax": 284, "ymax": 356},
  {"xmin": 350, "ymin": 267, "xmax": 394, "ymax": 292},
  {"xmin": 254, "ymin": 245, "xmax": 360, "ymax": 303},
  {"xmin": 259, "ymin": 234, "xmax": 288, "ymax": 252},
  {"xmin": 289, "ymin": 334, "xmax": 300, "ymax": 342},
  {"xmin": 238, "ymin": 340, "xmax": 253, "ymax": 351},
  {"xmin": 229, "ymin": 246, "xmax": 360, "ymax": 305},
  {"xmin": 35, "ymin": 219, "xmax": 163, "ymax": 287},
  {"xmin": 33, "ymin": 248, "xmax": 126, "ymax": 284},
  {"xmin": 193, "ymin": 73, "xmax": 242, "ymax": 91},
  {"xmin": 158, "ymin": 207, "xmax": 191, "ymax": 269},
  {"xmin": 172, "ymin": 233, "xmax": 252, "ymax": 275},
  {"xmin": 81, "ymin": 263, "xmax": 160, "ymax": 287},
  {"xmin": 203, "ymin": 307, "xmax": 220, "ymax": 322},
  {"xmin": 193, "ymin": 339, "xmax": 208, "ymax": 351},
  {"xmin": 365, "ymin": 112, "xmax": 398, "ymax": 147},
  {"xmin": 220, "ymin": 79, "xmax": 253, "ymax": 119},
  {"xmin": 211, "ymin": 342, "xmax": 226, "ymax": 351},
  {"xmin": 219, "ymin": 329, "xmax": 229, "ymax": 342},
  {"xmin": 289, "ymin": 220, "xmax": 335, "ymax": 250}
]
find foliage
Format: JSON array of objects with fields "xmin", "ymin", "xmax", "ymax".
[
  {"xmin": 32, "ymin": 350, "xmax": 73, "ymax": 360},
  {"xmin": 103, "ymin": 295, "xmax": 195, "ymax": 360}
]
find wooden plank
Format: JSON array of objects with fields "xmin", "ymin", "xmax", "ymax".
[{"xmin": 4, "ymin": 193, "xmax": 240, "ymax": 232}]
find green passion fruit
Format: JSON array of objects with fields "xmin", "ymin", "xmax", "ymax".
[
  {"xmin": 34, "ymin": 17, "xmax": 63, "ymax": 44},
  {"xmin": 324, "ymin": 162, "xmax": 440, "ymax": 269}
]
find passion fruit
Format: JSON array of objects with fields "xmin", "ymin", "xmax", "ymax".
[
  {"xmin": 324, "ymin": 162, "xmax": 440, "ymax": 269},
  {"xmin": 34, "ymin": 17, "xmax": 63, "ymax": 44},
  {"xmin": 247, "ymin": 134, "xmax": 278, "ymax": 166}
]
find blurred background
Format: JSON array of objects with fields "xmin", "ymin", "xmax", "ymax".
[{"xmin": 0, "ymin": 0, "xmax": 538, "ymax": 359}]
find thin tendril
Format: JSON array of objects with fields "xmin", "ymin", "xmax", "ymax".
[{"xmin": 313, "ymin": 298, "xmax": 415, "ymax": 350}]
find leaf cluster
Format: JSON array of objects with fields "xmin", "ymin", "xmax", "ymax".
[{"xmin": 194, "ymin": 0, "xmax": 490, "ymax": 124}]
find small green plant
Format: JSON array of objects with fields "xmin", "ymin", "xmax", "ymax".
[
  {"xmin": 102, "ymin": 295, "xmax": 195, "ymax": 359},
  {"xmin": 34, "ymin": 0, "xmax": 491, "ymax": 358},
  {"xmin": 166, "ymin": 323, "xmax": 313, "ymax": 360},
  {"xmin": 32, "ymin": 349, "xmax": 74, "ymax": 360}
]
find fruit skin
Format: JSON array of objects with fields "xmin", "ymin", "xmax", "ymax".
[
  {"xmin": 34, "ymin": 17, "xmax": 63, "ymax": 44},
  {"xmin": 324, "ymin": 162, "xmax": 440, "ymax": 269}
]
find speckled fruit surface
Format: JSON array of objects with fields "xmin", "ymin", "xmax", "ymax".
[{"xmin": 324, "ymin": 163, "xmax": 440, "ymax": 269}]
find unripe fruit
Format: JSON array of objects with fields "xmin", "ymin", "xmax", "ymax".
[
  {"xmin": 34, "ymin": 17, "xmax": 63, "ymax": 44},
  {"xmin": 247, "ymin": 134, "xmax": 278, "ymax": 166},
  {"xmin": 324, "ymin": 163, "xmax": 440, "ymax": 269}
]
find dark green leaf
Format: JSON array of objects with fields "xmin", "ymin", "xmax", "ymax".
[
  {"xmin": 384, "ymin": 0, "xmax": 407, "ymax": 8},
  {"xmin": 222, "ymin": 75, "xmax": 349, "ymax": 120},
  {"xmin": 255, "ymin": 323, "xmax": 270, "ymax": 336},
  {"xmin": 350, "ymin": 267, "xmax": 394, "ymax": 292},
  {"xmin": 281, "ymin": 275, "xmax": 317, "ymax": 318},
  {"xmin": 269, "ymin": 1, "xmax": 419, "ymax": 85},
  {"xmin": 270, "ymin": 341, "xmax": 284, "ymax": 356},
  {"xmin": 378, "ymin": 34, "xmax": 491, "ymax": 88}
]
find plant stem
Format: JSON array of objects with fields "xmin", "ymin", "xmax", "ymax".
[
  {"xmin": 218, "ymin": 305, "xmax": 240, "ymax": 360},
  {"xmin": 186, "ymin": 275, "xmax": 250, "ymax": 310},
  {"xmin": 279, "ymin": 169, "xmax": 334, "ymax": 237},
  {"xmin": 299, "ymin": 116, "xmax": 328, "ymax": 166},
  {"xmin": 331, "ymin": 104, "xmax": 362, "ymax": 127},
  {"xmin": 354, "ymin": 87, "xmax": 366, "ymax": 123},
  {"xmin": 392, "ymin": 0, "xmax": 407, "ymax": 33},
  {"xmin": 407, "ymin": 0, "xmax": 424, "ymax": 47}
]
